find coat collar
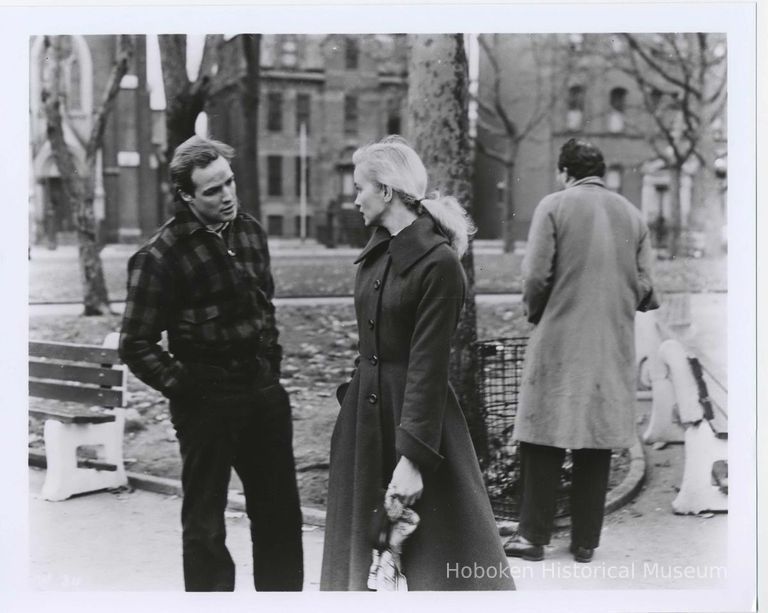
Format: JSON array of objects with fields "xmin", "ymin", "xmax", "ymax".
[
  {"xmin": 172, "ymin": 205, "xmax": 209, "ymax": 236},
  {"xmin": 566, "ymin": 176, "xmax": 606, "ymax": 190},
  {"xmin": 171, "ymin": 205, "xmax": 238, "ymax": 237},
  {"xmin": 354, "ymin": 214, "xmax": 450, "ymax": 275}
]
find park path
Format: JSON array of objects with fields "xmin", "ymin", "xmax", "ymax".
[{"xmin": 28, "ymin": 423, "xmax": 727, "ymax": 592}]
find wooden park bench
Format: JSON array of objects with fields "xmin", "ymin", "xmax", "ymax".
[
  {"xmin": 642, "ymin": 338, "xmax": 727, "ymax": 514},
  {"xmin": 29, "ymin": 332, "xmax": 128, "ymax": 501}
]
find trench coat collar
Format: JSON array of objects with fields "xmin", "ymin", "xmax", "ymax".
[
  {"xmin": 566, "ymin": 176, "xmax": 606, "ymax": 190},
  {"xmin": 354, "ymin": 214, "xmax": 449, "ymax": 275}
]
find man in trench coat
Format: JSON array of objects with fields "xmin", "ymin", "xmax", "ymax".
[{"xmin": 505, "ymin": 138, "xmax": 659, "ymax": 564}]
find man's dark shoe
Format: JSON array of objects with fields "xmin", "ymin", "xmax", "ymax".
[
  {"xmin": 569, "ymin": 543, "xmax": 594, "ymax": 563},
  {"xmin": 504, "ymin": 536, "xmax": 544, "ymax": 561}
]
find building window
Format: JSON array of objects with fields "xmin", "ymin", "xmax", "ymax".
[
  {"xmin": 608, "ymin": 87, "xmax": 627, "ymax": 133},
  {"xmin": 341, "ymin": 168, "xmax": 354, "ymax": 199},
  {"xmin": 295, "ymin": 156, "xmax": 311, "ymax": 198},
  {"xmin": 40, "ymin": 35, "xmax": 83, "ymax": 112},
  {"xmin": 267, "ymin": 92, "xmax": 283, "ymax": 132},
  {"xmin": 605, "ymin": 165, "xmax": 623, "ymax": 192},
  {"xmin": 345, "ymin": 37, "xmax": 359, "ymax": 70},
  {"xmin": 267, "ymin": 155, "xmax": 283, "ymax": 196},
  {"xmin": 281, "ymin": 38, "xmax": 298, "ymax": 68},
  {"xmin": 296, "ymin": 93, "xmax": 311, "ymax": 135},
  {"xmin": 344, "ymin": 95, "xmax": 358, "ymax": 136},
  {"xmin": 267, "ymin": 215, "xmax": 284, "ymax": 236},
  {"xmin": 566, "ymin": 85, "xmax": 585, "ymax": 131}
]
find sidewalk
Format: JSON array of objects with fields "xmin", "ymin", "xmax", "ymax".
[
  {"xmin": 28, "ymin": 399, "xmax": 727, "ymax": 592},
  {"xmin": 29, "ymin": 467, "xmax": 326, "ymax": 591},
  {"xmin": 28, "ymin": 433, "xmax": 727, "ymax": 591}
]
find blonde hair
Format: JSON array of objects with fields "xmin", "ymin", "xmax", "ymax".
[{"xmin": 352, "ymin": 135, "xmax": 476, "ymax": 257}]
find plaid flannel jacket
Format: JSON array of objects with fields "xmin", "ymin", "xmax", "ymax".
[{"xmin": 118, "ymin": 206, "xmax": 282, "ymax": 397}]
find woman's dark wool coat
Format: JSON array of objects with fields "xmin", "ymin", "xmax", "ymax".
[{"xmin": 320, "ymin": 215, "xmax": 514, "ymax": 591}]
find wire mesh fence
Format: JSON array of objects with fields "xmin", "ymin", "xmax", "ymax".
[{"xmin": 474, "ymin": 337, "xmax": 573, "ymax": 521}]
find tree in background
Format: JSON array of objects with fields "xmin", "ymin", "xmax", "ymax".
[
  {"xmin": 608, "ymin": 33, "xmax": 727, "ymax": 258},
  {"xmin": 475, "ymin": 34, "xmax": 572, "ymax": 253},
  {"xmin": 158, "ymin": 35, "xmax": 214, "ymax": 158},
  {"xmin": 158, "ymin": 34, "xmax": 262, "ymax": 219},
  {"xmin": 239, "ymin": 34, "xmax": 263, "ymax": 221},
  {"xmin": 407, "ymin": 34, "xmax": 488, "ymax": 465},
  {"xmin": 156, "ymin": 35, "xmax": 213, "ymax": 216},
  {"xmin": 41, "ymin": 35, "xmax": 133, "ymax": 315}
]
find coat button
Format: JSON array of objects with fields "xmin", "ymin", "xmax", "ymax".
[
  {"xmin": 370, "ymin": 354, "xmax": 378, "ymax": 365},
  {"xmin": 368, "ymin": 319, "xmax": 375, "ymax": 329},
  {"xmin": 368, "ymin": 393, "xmax": 378, "ymax": 404},
  {"xmin": 373, "ymin": 279, "xmax": 381, "ymax": 290}
]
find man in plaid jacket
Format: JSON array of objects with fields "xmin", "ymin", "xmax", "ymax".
[{"xmin": 119, "ymin": 135, "xmax": 303, "ymax": 591}]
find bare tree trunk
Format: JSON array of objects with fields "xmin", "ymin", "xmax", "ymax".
[
  {"xmin": 408, "ymin": 34, "xmax": 488, "ymax": 465},
  {"xmin": 159, "ymin": 35, "xmax": 211, "ymax": 160},
  {"xmin": 240, "ymin": 34, "xmax": 262, "ymax": 220},
  {"xmin": 42, "ymin": 35, "xmax": 132, "ymax": 315}
]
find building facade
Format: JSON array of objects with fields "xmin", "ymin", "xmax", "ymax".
[
  {"xmin": 473, "ymin": 33, "xmax": 726, "ymax": 250},
  {"xmin": 29, "ymin": 34, "xmax": 408, "ymax": 246},
  {"xmin": 206, "ymin": 33, "xmax": 409, "ymax": 245},
  {"xmin": 29, "ymin": 35, "xmax": 162, "ymax": 246}
]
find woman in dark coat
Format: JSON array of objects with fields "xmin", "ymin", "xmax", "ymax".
[{"xmin": 320, "ymin": 136, "xmax": 514, "ymax": 591}]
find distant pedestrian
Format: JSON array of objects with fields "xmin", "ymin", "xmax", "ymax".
[
  {"xmin": 118, "ymin": 135, "xmax": 303, "ymax": 591},
  {"xmin": 321, "ymin": 135, "xmax": 514, "ymax": 591},
  {"xmin": 504, "ymin": 138, "xmax": 659, "ymax": 564}
]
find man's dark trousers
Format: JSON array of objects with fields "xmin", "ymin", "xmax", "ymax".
[
  {"xmin": 170, "ymin": 363, "xmax": 304, "ymax": 591},
  {"xmin": 517, "ymin": 441, "xmax": 612, "ymax": 549}
]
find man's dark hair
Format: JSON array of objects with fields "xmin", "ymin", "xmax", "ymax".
[
  {"xmin": 557, "ymin": 138, "xmax": 606, "ymax": 180},
  {"xmin": 169, "ymin": 135, "xmax": 235, "ymax": 201}
]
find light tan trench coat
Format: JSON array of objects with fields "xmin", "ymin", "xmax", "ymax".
[{"xmin": 513, "ymin": 177, "xmax": 658, "ymax": 450}]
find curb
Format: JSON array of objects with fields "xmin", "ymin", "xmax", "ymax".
[
  {"xmin": 27, "ymin": 453, "xmax": 328, "ymax": 528},
  {"xmin": 497, "ymin": 438, "xmax": 647, "ymax": 535}
]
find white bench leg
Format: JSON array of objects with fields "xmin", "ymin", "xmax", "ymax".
[
  {"xmin": 40, "ymin": 416, "xmax": 128, "ymax": 502},
  {"xmin": 41, "ymin": 419, "xmax": 80, "ymax": 501},
  {"xmin": 643, "ymin": 374, "xmax": 685, "ymax": 443},
  {"xmin": 103, "ymin": 409, "xmax": 128, "ymax": 486},
  {"xmin": 672, "ymin": 423, "xmax": 728, "ymax": 514}
]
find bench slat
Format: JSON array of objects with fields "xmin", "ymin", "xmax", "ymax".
[
  {"xmin": 29, "ymin": 381, "xmax": 125, "ymax": 408},
  {"xmin": 29, "ymin": 341, "xmax": 120, "ymax": 365},
  {"xmin": 29, "ymin": 361, "xmax": 124, "ymax": 387},
  {"xmin": 29, "ymin": 406, "xmax": 116, "ymax": 424}
]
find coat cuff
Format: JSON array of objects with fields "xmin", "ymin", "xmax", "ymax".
[{"xmin": 396, "ymin": 426, "xmax": 444, "ymax": 473}]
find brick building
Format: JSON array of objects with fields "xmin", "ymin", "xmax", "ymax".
[
  {"xmin": 29, "ymin": 34, "xmax": 408, "ymax": 246},
  {"xmin": 29, "ymin": 35, "xmax": 162, "ymax": 246},
  {"xmin": 206, "ymin": 33, "xmax": 409, "ymax": 244}
]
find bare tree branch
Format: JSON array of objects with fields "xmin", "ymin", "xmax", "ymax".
[
  {"xmin": 623, "ymin": 34, "xmax": 703, "ymax": 98},
  {"xmin": 85, "ymin": 35, "xmax": 133, "ymax": 162}
]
